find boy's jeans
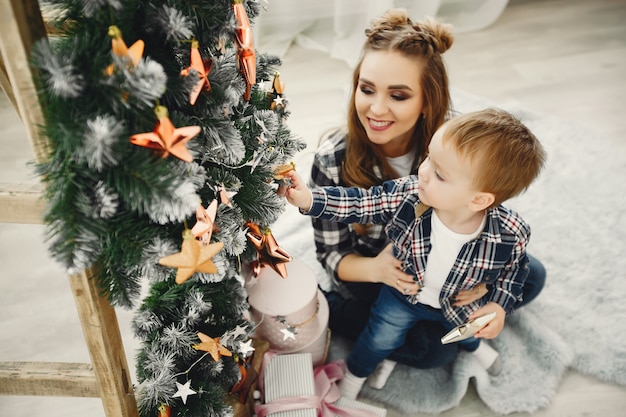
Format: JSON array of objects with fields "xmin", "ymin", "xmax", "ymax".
[{"xmin": 346, "ymin": 284, "xmax": 480, "ymax": 378}]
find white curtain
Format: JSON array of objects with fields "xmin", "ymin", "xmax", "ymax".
[{"xmin": 255, "ymin": 0, "xmax": 509, "ymax": 67}]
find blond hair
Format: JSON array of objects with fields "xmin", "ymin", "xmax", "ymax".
[{"xmin": 443, "ymin": 108, "xmax": 546, "ymax": 206}]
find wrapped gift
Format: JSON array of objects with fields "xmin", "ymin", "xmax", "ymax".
[
  {"xmin": 255, "ymin": 353, "xmax": 386, "ymax": 417},
  {"xmin": 256, "ymin": 352, "xmax": 317, "ymax": 417},
  {"xmin": 246, "ymin": 259, "xmax": 330, "ymax": 365}
]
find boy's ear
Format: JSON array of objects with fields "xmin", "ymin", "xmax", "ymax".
[{"xmin": 468, "ymin": 192, "xmax": 495, "ymax": 211}]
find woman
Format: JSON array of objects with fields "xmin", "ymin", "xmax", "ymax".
[{"xmin": 309, "ymin": 9, "xmax": 545, "ymax": 384}]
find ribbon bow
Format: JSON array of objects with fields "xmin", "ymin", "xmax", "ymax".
[{"xmin": 254, "ymin": 352, "xmax": 380, "ymax": 417}]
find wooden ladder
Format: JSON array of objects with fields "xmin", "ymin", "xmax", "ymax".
[{"xmin": 0, "ymin": 1, "xmax": 139, "ymax": 415}]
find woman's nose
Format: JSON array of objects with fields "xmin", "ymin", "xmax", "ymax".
[{"xmin": 370, "ymin": 96, "xmax": 387, "ymax": 115}]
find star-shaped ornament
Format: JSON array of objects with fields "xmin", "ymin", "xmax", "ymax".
[
  {"xmin": 217, "ymin": 183, "xmax": 236, "ymax": 207},
  {"xmin": 280, "ymin": 328, "xmax": 296, "ymax": 341},
  {"xmin": 269, "ymin": 71, "xmax": 286, "ymax": 110},
  {"xmin": 273, "ymin": 95, "xmax": 285, "ymax": 108},
  {"xmin": 130, "ymin": 105, "xmax": 201, "ymax": 162},
  {"xmin": 159, "ymin": 229, "xmax": 223, "ymax": 284},
  {"xmin": 180, "ymin": 40, "xmax": 213, "ymax": 105},
  {"xmin": 173, "ymin": 380, "xmax": 197, "ymax": 405},
  {"xmin": 105, "ymin": 25, "xmax": 144, "ymax": 76},
  {"xmin": 232, "ymin": 324, "xmax": 248, "ymax": 339},
  {"xmin": 239, "ymin": 339, "xmax": 255, "ymax": 357},
  {"xmin": 246, "ymin": 222, "xmax": 292, "ymax": 279},
  {"xmin": 193, "ymin": 332, "xmax": 233, "ymax": 361},
  {"xmin": 191, "ymin": 200, "xmax": 219, "ymax": 245}
]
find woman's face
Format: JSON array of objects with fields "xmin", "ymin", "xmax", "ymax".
[{"xmin": 355, "ymin": 50, "xmax": 425, "ymax": 158}]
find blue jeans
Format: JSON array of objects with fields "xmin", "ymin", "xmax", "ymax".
[
  {"xmin": 346, "ymin": 285, "xmax": 480, "ymax": 377},
  {"xmin": 325, "ymin": 253, "xmax": 546, "ymax": 371}
]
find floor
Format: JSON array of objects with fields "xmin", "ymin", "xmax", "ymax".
[{"xmin": 1, "ymin": 0, "xmax": 625, "ymax": 415}]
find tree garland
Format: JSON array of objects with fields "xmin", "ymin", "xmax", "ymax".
[{"xmin": 32, "ymin": 0, "xmax": 304, "ymax": 415}]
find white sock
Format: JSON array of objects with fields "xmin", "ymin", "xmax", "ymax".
[
  {"xmin": 339, "ymin": 370, "xmax": 366, "ymax": 400},
  {"xmin": 367, "ymin": 359, "xmax": 397, "ymax": 389},
  {"xmin": 473, "ymin": 342, "xmax": 501, "ymax": 375}
]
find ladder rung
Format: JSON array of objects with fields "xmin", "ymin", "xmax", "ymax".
[
  {"xmin": 0, "ymin": 183, "xmax": 45, "ymax": 224},
  {"xmin": 0, "ymin": 361, "xmax": 99, "ymax": 397}
]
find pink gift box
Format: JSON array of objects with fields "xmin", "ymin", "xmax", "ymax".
[{"xmin": 246, "ymin": 259, "xmax": 329, "ymax": 364}]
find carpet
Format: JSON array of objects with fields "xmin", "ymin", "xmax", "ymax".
[{"xmin": 270, "ymin": 88, "xmax": 626, "ymax": 414}]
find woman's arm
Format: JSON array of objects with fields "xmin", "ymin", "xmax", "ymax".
[{"xmin": 338, "ymin": 244, "xmax": 421, "ymax": 295}]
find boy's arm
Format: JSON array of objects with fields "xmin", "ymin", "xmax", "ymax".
[
  {"xmin": 285, "ymin": 171, "xmax": 418, "ymax": 225},
  {"xmin": 471, "ymin": 238, "xmax": 530, "ymax": 339}
]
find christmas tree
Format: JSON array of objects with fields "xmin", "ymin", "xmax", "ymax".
[{"xmin": 32, "ymin": 1, "xmax": 304, "ymax": 416}]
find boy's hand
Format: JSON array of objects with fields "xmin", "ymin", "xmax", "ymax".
[
  {"xmin": 283, "ymin": 170, "xmax": 313, "ymax": 211},
  {"xmin": 470, "ymin": 302, "xmax": 505, "ymax": 339}
]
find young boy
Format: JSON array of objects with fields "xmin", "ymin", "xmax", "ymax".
[{"xmin": 284, "ymin": 108, "xmax": 546, "ymax": 399}]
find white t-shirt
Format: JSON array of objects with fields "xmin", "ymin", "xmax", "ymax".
[
  {"xmin": 386, "ymin": 152, "xmax": 414, "ymax": 177},
  {"xmin": 419, "ymin": 210, "xmax": 486, "ymax": 309}
]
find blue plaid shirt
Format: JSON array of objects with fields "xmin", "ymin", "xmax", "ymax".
[{"xmin": 306, "ymin": 175, "xmax": 531, "ymax": 325}]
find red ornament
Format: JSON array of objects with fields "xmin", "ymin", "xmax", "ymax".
[
  {"xmin": 130, "ymin": 106, "xmax": 200, "ymax": 162},
  {"xmin": 180, "ymin": 39, "xmax": 213, "ymax": 105},
  {"xmin": 233, "ymin": 0, "xmax": 256, "ymax": 100}
]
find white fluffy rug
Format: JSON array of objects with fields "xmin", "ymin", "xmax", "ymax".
[{"xmin": 271, "ymin": 89, "xmax": 626, "ymax": 414}]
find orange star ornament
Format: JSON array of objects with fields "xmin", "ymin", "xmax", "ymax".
[
  {"xmin": 233, "ymin": 0, "xmax": 256, "ymax": 100},
  {"xmin": 246, "ymin": 222, "xmax": 292, "ymax": 279},
  {"xmin": 180, "ymin": 40, "xmax": 213, "ymax": 105},
  {"xmin": 105, "ymin": 25, "xmax": 144, "ymax": 76},
  {"xmin": 130, "ymin": 105, "xmax": 200, "ymax": 162},
  {"xmin": 193, "ymin": 332, "xmax": 232, "ymax": 361},
  {"xmin": 159, "ymin": 229, "xmax": 224, "ymax": 284}
]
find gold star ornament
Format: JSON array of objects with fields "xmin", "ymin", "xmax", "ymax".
[
  {"xmin": 193, "ymin": 332, "xmax": 232, "ymax": 361},
  {"xmin": 159, "ymin": 229, "xmax": 223, "ymax": 284}
]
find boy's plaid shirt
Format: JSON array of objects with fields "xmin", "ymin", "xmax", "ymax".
[{"xmin": 306, "ymin": 174, "xmax": 531, "ymax": 326}]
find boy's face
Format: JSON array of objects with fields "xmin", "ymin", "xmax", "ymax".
[{"xmin": 417, "ymin": 125, "xmax": 482, "ymax": 213}]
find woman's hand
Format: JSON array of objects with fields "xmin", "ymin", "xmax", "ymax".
[
  {"xmin": 373, "ymin": 244, "xmax": 421, "ymax": 296},
  {"xmin": 471, "ymin": 302, "xmax": 505, "ymax": 339},
  {"xmin": 453, "ymin": 283, "xmax": 488, "ymax": 307}
]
